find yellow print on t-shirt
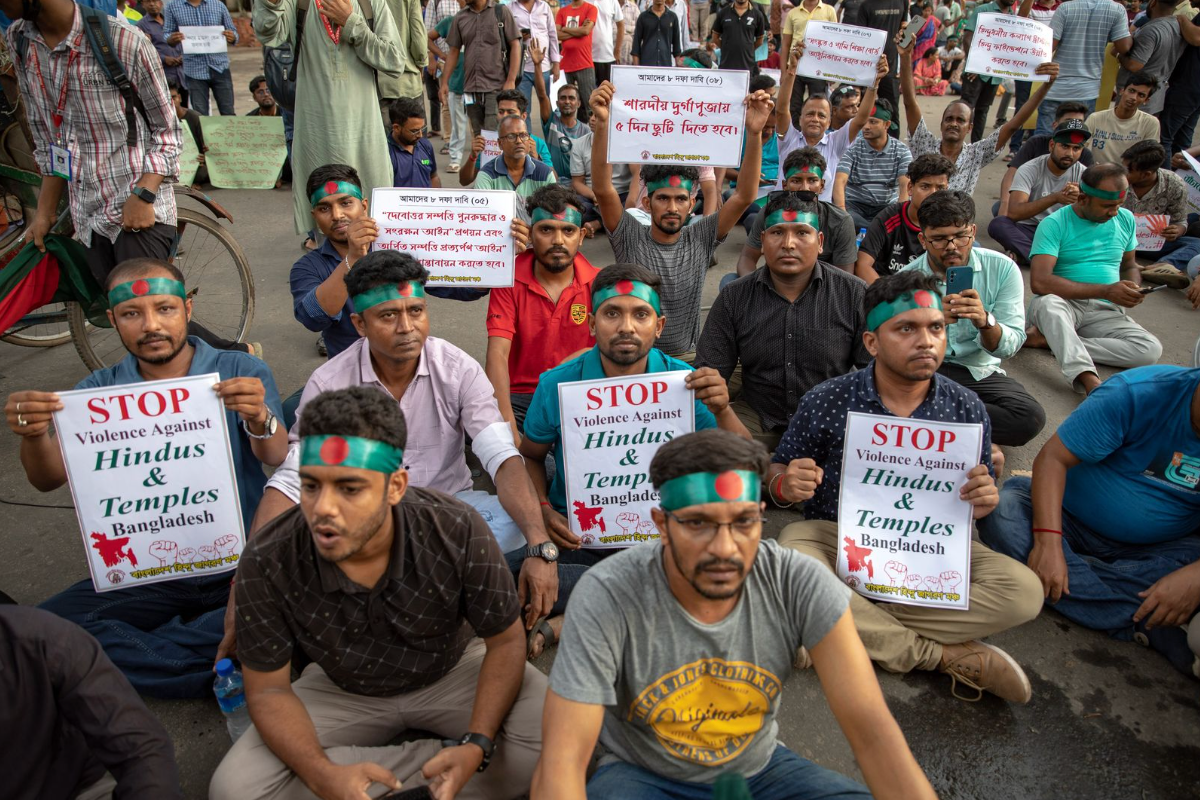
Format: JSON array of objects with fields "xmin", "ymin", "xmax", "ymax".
[{"xmin": 628, "ymin": 658, "xmax": 782, "ymax": 765}]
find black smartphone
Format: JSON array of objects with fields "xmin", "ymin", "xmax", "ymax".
[
  {"xmin": 380, "ymin": 787, "xmax": 435, "ymax": 800},
  {"xmin": 946, "ymin": 266, "xmax": 973, "ymax": 295},
  {"xmin": 1139, "ymin": 284, "xmax": 1167, "ymax": 295}
]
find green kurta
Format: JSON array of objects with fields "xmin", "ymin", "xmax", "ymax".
[
  {"xmin": 253, "ymin": 0, "xmax": 405, "ymax": 233},
  {"xmin": 377, "ymin": 0, "xmax": 426, "ymax": 100}
]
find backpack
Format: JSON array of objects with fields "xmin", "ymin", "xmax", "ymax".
[
  {"xmin": 13, "ymin": 5, "xmax": 151, "ymax": 148},
  {"xmin": 263, "ymin": 0, "xmax": 377, "ymax": 114}
]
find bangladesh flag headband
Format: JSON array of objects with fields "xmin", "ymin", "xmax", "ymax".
[
  {"xmin": 352, "ymin": 280, "xmax": 427, "ymax": 313},
  {"xmin": 300, "ymin": 435, "xmax": 404, "ymax": 474},
  {"xmin": 646, "ymin": 174, "xmax": 694, "ymax": 194},
  {"xmin": 592, "ymin": 279, "xmax": 662, "ymax": 315},
  {"xmin": 785, "ymin": 165, "xmax": 824, "ymax": 180},
  {"xmin": 1080, "ymin": 182, "xmax": 1127, "ymax": 201},
  {"xmin": 531, "ymin": 207, "xmax": 583, "ymax": 227},
  {"xmin": 659, "ymin": 470, "xmax": 761, "ymax": 511},
  {"xmin": 309, "ymin": 180, "xmax": 363, "ymax": 207},
  {"xmin": 866, "ymin": 289, "xmax": 943, "ymax": 331},
  {"xmin": 764, "ymin": 208, "xmax": 820, "ymax": 231},
  {"xmin": 108, "ymin": 277, "xmax": 187, "ymax": 307},
  {"xmin": 870, "ymin": 105, "xmax": 892, "ymax": 122}
]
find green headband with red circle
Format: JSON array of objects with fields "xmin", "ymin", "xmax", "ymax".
[
  {"xmin": 108, "ymin": 277, "xmax": 187, "ymax": 307},
  {"xmin": 870, "ymin": 104, "xmax": 892, "ymax": 122},
  {"xmin": 309, "ymin": 180, "xmax": 363, "ymax": 207},
  {"xmin": 1079, "ymin": 181, "xmax": 1127, "ymax": 201},
  {"xmin": 785, "ymin": 164, "xmax": 824, "ymax": 180},
  {"xmin": 659, "ymin": 470, "xmax": 761, "ymax": 511},
  {"xmin": 866, "ymin": 288, "xmax": 943, "ymax": 331},
  {"xmin": 592, "ymin": 278, "xmax": 662, "ymax": 315},
  {"xmin": 531, "ymin": 207, "xmax": 584, "ymax": 227},
  {"xmin": 646, "ymin": 174, "xmax": 694, "ymax": 195},
  {"xmin": 300, "ymin": 434, "xmax": 404, "ymax": 473},
  {"xmin": 352, "ymin": 280, "xmax": 426, "ymax": 313},
  {"xmin": 764, "ymin": 207, "xmax": 820, "ymax": 231}
]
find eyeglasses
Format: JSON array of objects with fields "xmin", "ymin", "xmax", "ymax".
[
  {"xmin": 925, "ymin": 231, "xmax": 974, "ymax": 249},
  {"xmin": 498, "ymin": 133, "xmax": 530, "ymax": 143},
  {"xmin": 406, "ymin": 125, "xmax": 429, "ymax": 135},
  {"xmin": 665, "ymin": 511, "xmax": 766, "ymax": 541}
]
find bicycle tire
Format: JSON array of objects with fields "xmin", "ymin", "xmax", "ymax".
[
  {"xmin": 1, "ymin": 302, "xmax": 74, "ymax": 346},
  {"xmin": 67, "ymin": 208, "xmax": 255, "ymax": 371}
]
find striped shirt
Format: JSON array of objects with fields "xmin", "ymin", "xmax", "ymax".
[
  {"xmin": 163, "ymin": 0, "xmax": 237, "ymax": 80},
  {"xmin": 7, "ymin": 8, "xmax": 180, "ymax": 247},
  {"xmin": 471, "ymin": 155, "xmax": 557, "ymax": 222},
  {"xmin": 836, "ymin": 135, "xmax": 913, "ymax": 208},
  {"xmin": 1046, "ymin": 0, "xmax": 1130, "ymax": 101}
]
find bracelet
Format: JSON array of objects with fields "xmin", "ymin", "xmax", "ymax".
[
  {"xmin": 1032, "ymin": 528, "xmax": 1063, "ymax": 536},
  {"xmin": 539, "ymin": 500, "xmax": 551, "ymax": 507},
  {"xmin": 769, "ymin": 473, "xmax": 794, "ymax": 509}
]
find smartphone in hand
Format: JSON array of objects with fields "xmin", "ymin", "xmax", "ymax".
[{"xmin": 946, "ymin": 266, "xmax": 973, "ymax": 296}]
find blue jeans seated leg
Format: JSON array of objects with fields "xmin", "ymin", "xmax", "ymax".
[
  {"xmin": 39, "ymin": 572, "xmax": 231, "ymax": 698},
  {"xmin": 1139, "ymin": 236, "xmax": 1200, "ymax": 272},
  {"xmin": 978, "ymin": 476, "xmax": 1200, "ymax": 675},
  {"xmin": 503, "ymin": 544, "xmax": 612, "ymax": 617},
  {"xmin": 587, "ymin": 745, "xmax": 871, "ymax": 800}
]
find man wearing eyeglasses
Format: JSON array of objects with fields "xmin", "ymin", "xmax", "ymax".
[
  {"xmin": 471, "ymin": 115, "xmax": 559, "ymax": 222},
  {"xmin": 899, "ymin": 190, "xmax": 1046, "ymax": 447}
]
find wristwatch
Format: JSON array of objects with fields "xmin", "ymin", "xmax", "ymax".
[
  {"xmin": 131, "ymin": 186, "xmax": 156, "ymax": 204},
  {"xmin": 441, "ymin": 732, "xmax": 495, "ymax": 771},
  {"xmin": 977, "ymin": 312, "xmax": 997, "ymax": 331},
  {"xmin": 524, "ymin": 541, "xmax": 559, "ymax": 563},
  {"xmin": 242, "ymin": 410, "xmax": 278, "ymax": 440}
]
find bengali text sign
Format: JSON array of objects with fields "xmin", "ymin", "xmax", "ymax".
[
  {"xmin": 608, "ymin": 65, "xmax": 749, "ymax": 168},
  {"xmin": 180, "ymin": 25, "xmax": 228, "ymax": 55},
  {"xmin": 479, "ymin": 129, "xmax": 503, "ymax": 168},
  {"xmin": 1134, "ymin": 213, "xmax": 1169, "ymax": 252},
  {"xmin": 52, "ymin": 374, "xmax": 245, "ymax": 592},
  {"xmin": 200, "ymin": 116, "xmax": 288, "ymax": 189},
  {"xmin": 370, "ymin": 188, "xmax": 516, "ymax": 288},
  {"xmin": 1176, "ymin": 150, "xmax": 1200, "ymax": 214},
  {"xmin": 836, "ymin": 412, "xmax": 983, "ymax": 610},
  {"xmin": 964, "ymin": 13, "xmax": 1053, "ymax": 82},
  {"xmin": 559, "ymin": 371, "xmax": 694, "ymax": 548},
  {"xmin": 797, "ymin": 22, "xmax": 886, "ymax": 86},
  {"xmin": 178, "ymin": 118, "xmax": 200, "ymax": 186}
]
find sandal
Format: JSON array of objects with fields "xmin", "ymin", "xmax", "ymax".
[
  {"xmin": 526, "ymin": 616, "xmax": 557, "ymax": 659},
  {"xmin": 440, "ymin": 144, "xmax": 450, "ymax": 154}
]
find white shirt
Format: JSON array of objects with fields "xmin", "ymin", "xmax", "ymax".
[{"xmin": 591, "ymin": 0, "xmax": 624, "ymax": 62}]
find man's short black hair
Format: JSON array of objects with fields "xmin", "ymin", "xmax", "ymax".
[
  {"xmin": 762, "ymin": 190, "xmax": 820, "ymax": 220},
  {"xmin": 1122, "ymin": 139, "xmax": 1166, "ymax": 173},
  {"xmin": 496, "ymin": 88, "xmax": 528, "ymax": 113},
  {"xmin": 782, "ymin": 146, "xmax": 828, "ymax": 176},
  {"xmin": 249, "ymin": 74, "xmax": 268, "ymax": 94},
  {"xmin": 649, "ymin": 430, "xmax": 770, "ymax": 488},
  {"xmin": 344, "ymin": 251, "xmax": 429, "ymax": 299},
  {"xmin": 306, "ymin": 164, "xmax": 362, "ymax": 201},
  {"xmin": 557, "ymin": 82, "xmax": 580, "ymax": 98},
  {"xmin": 167, "ymin": 78, "xmax": 183, "ymax": 95},
  {"xmin": 864, "ymin": 271, "xmax": 942, "ymax": 322},
  {"xmin": 682, "ymin": 48, "xmax": 712, "ymax": 68},
  {"xmin": 526, "ymin": 183, "xmax": 583, "ymax": 216},
  {"xmin": 591, "ymin": 262, "xmax": 662, "ymax": 296},
  {"xmin": 389, "ymin": 96, "xmax": 426, "ymax": 127},
  {"xmin": 1081, "ymin": 163, "xmax": 1128, "ymax": 192},
  {"xmin": 830, "ymin": 86, "xmax": 857, "ymax": 109},
  {"xmin": 1122, "ymin": 72, "xmax": 1159, "ymax": 94},
  {"xmin": 640, "ymin": 165, "xmax": 701, "ymax": 193},
  {"xmin": 916, "ymin": 189, "xmax": 975, "ymax": 230},
  {"xmin": 907, "ymin": 153, "xmax": 956, "ymax": 183},
  {"xmin": 1053, "ymin": 100, "xmax": 1089, "ymax": 121},
  {"xmin": 105, "ymin": 257, "xmax": 186, "ymax": 292},
  {"xmin": 297, "ymin": 386, "xmax": 407, "ymax": 453},
  {"xmin": 749, "ymin": 73, "xmax": 776, "ymax": 93}
]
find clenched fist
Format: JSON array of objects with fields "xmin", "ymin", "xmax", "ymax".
[{"xmin": 776, "ymin": 458, "xmax": 823, "ymax": 504}]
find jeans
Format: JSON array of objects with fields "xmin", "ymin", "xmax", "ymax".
[
  {"xmin": 448, "ymin": 91, "xmax": 468, "ymax": 166},
  {"xmin": 504, "ymin": 545, "xmax": 612, "ymax": 617},
  {"xmin": 1140, "ymin": 237, "xmax": 1200, "ymax": 272},
  {"xmin": 519, "ymin": 70, "xmax": 553, "ymax": 112},
  {"xmin": 1035, "ymin": 97, "xmax": 1096, "ymax": 137},
  {"xmin": 978, "ymin": 476, "xmax": 1200, "ymax": 676},
  {"xmin": 587, "ymin": 745, "xmax": 870, "ymax": 799},
  {"xmin": 566, "ymin": 67, "xmax": 596, "ymax": 122},
  {"xmin": 39, "ymin": 573, "xmax": 231, "ymax": 698},
  {"xmin": 187, "ymin": 68, "xmax": 235, "ymax": 116}
]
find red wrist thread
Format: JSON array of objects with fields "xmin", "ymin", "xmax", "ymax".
[{"xmin": 1032, "ymin": 528, "xmax": 1063, "ymax": 536}]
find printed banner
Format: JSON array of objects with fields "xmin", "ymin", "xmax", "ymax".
[
  {"xmin": 179, "ymin": 25, "xmax": 228, "ymax": 54},
  {"xmin": 836, "ymin": 412, "xmax": 983, "ymax": 610},
  {"xmin": 1176, "ymin": 150, "xmax": 1200, "ymax": 214},
  {"xmin": 608, "ymin": 65, "xmax": 750, "ymax": 168},
  {"xmin": 52, "ymin": 374, "xmax": 245, "ymax": 592},
  {"xmin": 796, "ymin": 22, "xmax": 887, "ymax": 87},
  {"xmin": 963, "ymin": 13, "xmax": 1053, "ymax": 82},
  {"xmin": 370, "ymin": 188, "xmax": 516, "ymax": 288},
  {"xmin": 1134, "ymin": 213, "xmax": 1169, "ymax": 252},
  {"xmin": 199, "ymin": 116, "xmax": 288, "ymax": 190},
  {"xmin": 559, "ymin": 371, "xmax": 695, "ymax": 548}
]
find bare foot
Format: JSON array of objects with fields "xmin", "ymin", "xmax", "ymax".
[
  {"xmin": 1023, "ymin": 325, "xmax": 1048, "ymax": 349},
  {"xmin": 991, "ymin": 444, "xmax": 1005, "ymax": 479}
]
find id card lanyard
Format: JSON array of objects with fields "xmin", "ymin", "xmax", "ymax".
[{"xmin": 27, "ymin": 38, "xmax": 80, "ymax": 181}]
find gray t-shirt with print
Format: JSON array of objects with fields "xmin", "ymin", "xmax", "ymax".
[
  {"xmin": 548, "ymin": 539, "xmax": 850, "ymax": 784},
  {"xmin": 1009, "ymin": 154, "xmax": 1085, "ymax": 225}
]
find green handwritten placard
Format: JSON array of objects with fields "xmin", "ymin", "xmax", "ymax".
[
  {"xmin": 198, "ymin": 116, "xmax": 287, "ymax": 190},
  {"xmin": 178, "ymin": 120, "xmax": 200, "ymax": 186}
]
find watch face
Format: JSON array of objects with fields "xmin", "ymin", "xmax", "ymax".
[{"xmin": 543, "ymin": 542, "xmax": 559, "ymax": 559}]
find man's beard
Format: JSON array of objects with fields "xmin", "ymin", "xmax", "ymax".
[
  {"xmin": 602, "ymin": 334, "xmax": 650, "ymax": 365},
  {"xmin": 133, "ymin": 332, "xmax": 187, "ymax": 365},
  {"xmin": 668, "ymin": 536, "xmax": 746, "ymax": 601}
]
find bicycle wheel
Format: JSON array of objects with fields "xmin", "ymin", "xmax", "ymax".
[
  {"xmin": 68, "ymin": 208, "xmax": 255, "ymax": 371},
  {"xmin": 2, "ymin": 302, "xmax": 73, "ymax": 345}
]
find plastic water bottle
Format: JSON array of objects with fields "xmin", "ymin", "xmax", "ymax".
[
  {"xmin": 856, "ymin": 226, "xmax": 868, "ymax": 247},
  {"xmin": 213, "ymin": 658, "xmax": 252, "ymax": 742}
]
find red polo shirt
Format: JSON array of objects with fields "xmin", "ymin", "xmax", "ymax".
[{"xmin": 486, "ymin": 250, "xmax": 599, "ymax": 395}]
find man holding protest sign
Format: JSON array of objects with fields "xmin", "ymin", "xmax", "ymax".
[
  {"xmin": 5, "ymin": 258, "xmax": 286, "ymax": 698},
  {"xmin": 531, "ymin": 429, "xmax": 938, "ymax": 800},
  {"xmin": 1121, "ymin": 140, "xmax": 1200, "ymax": 291},
  {"xmin": 471, "ymin": 115, "xmax": 560, "ymax": 221},
  {"xmin": 163, "ymin": 0, "xmax": 238, "ymax": 116},
  {"xmin": 769, "ymin": 271, "xmax": 1043, "ymax": 703},
  {"xmin": 456, "ymin": 87, "xmax": 556, "ymax": 186},
  {"xmin": 517, "ymin": 264, "xmax": 750, "ymax": 656}
]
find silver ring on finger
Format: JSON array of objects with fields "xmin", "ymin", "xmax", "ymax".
[
  {"xmin": 18, "ymin": 413, "xmax": 27, "ymax": 427},
  {"xmin": 16, "ymin": 402, "xmax": 21, "ymax": 413}
]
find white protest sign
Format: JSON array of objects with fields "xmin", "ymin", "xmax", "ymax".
[
  {"xmin": 559, "ymin": 371, "xmax": 694, "ymax": 548},
  {"xmin": 52, "ymin": 373, "xmax": 245, "ymax": 592},
  {"xmin": 761, "ymin": 68, "xmax": 781, "ymax": 86},
  {"xmin": 371, "ymin": 188, "xmax": 516, "ymax": 288},
  {"xmin": 180, "ymin": 25, "xmax": 228, "ymax": 55},
  {"xmin": 608, "ymin": 64, "xmax": 750, "ymax": 168},
  {"xmin": 796, "ymin": 22, "xmax": 886, "ymax": 87},
  {"xmin": 1176, "ymin": 150, "xmax": 1200, "ymax": 214},
  {"xmin": 836, "ymin": 412, "xmax": 983, "ymax": 610},
  {"xmin": 479, "ymin": 129, "xmax": 503, "ymax": 167},
  {"xmin": 1134, "ymin": 213, "xmax": 1169, "ymax": 252},
  {"xmin": 963, "ymin": 13, "xmax": 1053, "ymax": 82}
]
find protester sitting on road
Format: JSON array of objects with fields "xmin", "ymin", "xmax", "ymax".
[
  {"xmin": 530, "ymin": 428, "xmax": 938, "ymax": 800},
  {"xmin": 3, "ymin": 258, "xmax": 286, "ymax": 698},
  {"xmin": 471, "ymin": 114, "xmax": 560, "ymax": 223},
  {"xmin": 517, "ymin": 264, "xmax": 751, "ymax": 657},
  {"xmin": 590, "ymin": 81, "xmax": 776, "ymax": 361},
  {"xmin": 770, "ymin": 271, "xmax": 1043, "ymax": 704},
  {"xmin": 387, "ymin": 97, "xmax": 441, "ymax": 189},
  {"xmin": 245, "ymin": 74, "xmax": 291, "ymax": 184},
  {"xmin": 697, "ymin": 193, "xmax": 868, "ymax": 451},
  {"xmin": 0, "ymin": 605, "xmax": 183, "ymax": 800},
  {"xmin": 568, "ymin": 114, "xmax": 605, "ymax": 235},
  {"xmin": 456, "ymin": 86, "xmax": 556, "ymax": 187},
  {"xmin": 899, "ymin": 190, "xmax": 1046, "ymax": 447},
  {"xmin": 737, "ymin": 147, "xmax": 858, "ymax": 276},
  {"xmin": 168, "ymin": 79, "xmax": 208, "ymax": 186},
  {"xmin": 829, "ymin": 84, "xmax": 862, "ymax": 132},
  {"xmin": 1120, "ymin": 140, "xmax": 1200, "ymax": 291},
  {"xmin": 1025, "ymin": 164, "xmax": 1164, "ymax": 396},
  {"xmin": 995, "ymin": 101, "xmax": 1093, "ymax": 219},
  {"xmin": 533, "ymin": 71, "xmax": 592, "ymax": 187},
  {"xmin": 988, "ymin": 119, "xmax": 1088, "ymax": 266},
  {"xmin": 486, "ymin": 184, "xmax": 599, "ymax": 432},
  {"xmin": 1084, "ymin": 74, "xmax": 1160, "ymax": 167},
  {"xmin": 833, "ymin": 99, "xmax": 912, "ymax": 230},
  {"xmin": 208, "ymin": 387, "xmax": 546, "ymax": 800},
  {"xmin": 855, "ymin": 153, "xmax": 954, "ymax": 283},
  {"xmin": 979, "ymin": 365, "xmax": 1200, "ymax": 680}
]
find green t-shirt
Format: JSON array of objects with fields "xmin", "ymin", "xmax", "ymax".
[
  {"xmin": 1030, "ymin": 205, "xmax": 1138, "ymax": 287},
  {"xmin": 435, "ymin": 16, "xmax": 466, "ymax": 95}
]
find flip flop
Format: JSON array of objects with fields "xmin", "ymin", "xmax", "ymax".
[{"xmin": 526, "ymin": 616, "xmax": 557, "ymax": 659}]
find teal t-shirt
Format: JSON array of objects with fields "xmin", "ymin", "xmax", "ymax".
[
  {"xmin": 434, "ymin": 16, "xmax": 465, "ymax": 95},
  {"xmin": 1029, "ymin": 205, "xmax": 1137, "ymax": 287}
]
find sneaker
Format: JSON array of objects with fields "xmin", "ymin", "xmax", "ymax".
[
  {"xmin": 316, "ymin": 335, "xmax": 327, "ymax": 357},
  {"xmin": 447, "ymin": 163, "xmax": 460, "ymax": 173},
  {"xmin": 938, "ymin": 641, "xmax": 1032, "ymax": 703},
  {"xmin": 1187, "ymin": 612, "xmax": 1200, "ymax": 680},
  {"xmin": 1141, "ymin": 263, "xmax": 1190, "ymax": 290}
]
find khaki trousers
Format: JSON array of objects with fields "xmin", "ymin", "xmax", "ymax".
[
  {"xmin": 209, "ymin": 640, "xmax": 546, "ymax": 800},
  {"xmin": 778, "ymin": 520, "xmax": 1043, "ymax": 673}
]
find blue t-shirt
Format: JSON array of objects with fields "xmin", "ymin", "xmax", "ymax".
[
  {"xmin": 75, "ymin": 337, "xmax": 283, "ymax": 529},
  {"xmin": 523, "ymin": 346, "xmax": 717, "ymax": 513},
  {"xmin": 388, "ymin": 136, "xmax": 437, "ymax": 188},
  {"xmin": 1059, "ymin": 365, "xmax": 1200, "ymax": 544}
]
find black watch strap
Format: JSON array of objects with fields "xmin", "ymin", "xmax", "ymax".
[{"xmin": 441, "ymin": 732, "xmax": 495, "ymax": 772}]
